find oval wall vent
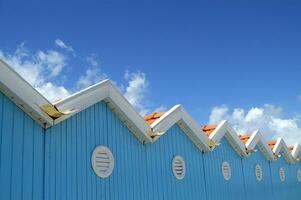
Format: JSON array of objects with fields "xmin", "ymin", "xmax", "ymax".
[
  {"xmin": 172, "ymin": 155, "xmax": 186, "ymax": 180},
  {"xmin": 297, "ymin": 169, "xmax": 301, "ymax": 182},
  {"xmin": 255, "ymin": 164, "xmax": 263, "ymax": 181},
  {"xmin": 92, "ymin": 146, "xmax": 114, "ymax": 178},
  {"xmin": 279, "ymin": 167, "xmax": 285, "ymax": 182},
  {"xmin": 222, "ymin": 161, "xmax": 231, "ymax": 181}
]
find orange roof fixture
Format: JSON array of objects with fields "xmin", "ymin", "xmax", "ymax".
[
  {"xmin": 144, "ymin": 112, "xmax": 165, "ymax": 125},
  {"xmin": 288, "ymin": 146, "xmax": 294, "ymax": 152},
  {"xmin": 268, "ymin": 140, "xmax": 277, "ymax": 150},
  {"xmin": 201, "ymin": 124, "xmax": 217, "ymax": 136},
  {"xmin": 239, "ymin": 134, "xmax": 251, "ymax": 144}
]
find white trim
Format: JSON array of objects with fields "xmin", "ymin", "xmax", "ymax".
[
  {"xmin": 245, "ymin": 130, "xmax": 274, "ymax": 161},
  {"xmin": 292, "ymin": 143, "xmax": 301, "ymax": 160},
  {"xmin": 54, "ymin": 80, "xmax": 152, "ymax": 144},
  {"xmin": 209, "ymin": 120, "xmax": 247, "ymax": 157},
  {"xmin": 0, "ymin": 59, "xmax": 53, "ymax": 127},
  {"xmin": 2, "ymin": 58, "xmax": 301, "ymax": 164},
  {"xmin": 273, "ymin": 138, "xmax": 294, "ymax": 164},
  {"xmin": 150, "ymin": 105, "xmax": 211, "ymax": 151}
]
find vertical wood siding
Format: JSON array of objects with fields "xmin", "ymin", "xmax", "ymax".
[
  {"xmin": 270, "ymin": 157, "xmax": 294, "ymax": 200},
  {"xmin": 144, "ymin": 125, "xmax": 207, "ymax": 200},
  {"xmin": 203, "ymin": 139, "xmax": 246, "ymax": 200},
  {"xmin": 0, "ymin": 92, "xmax": 44, "ymax": 200},
  {"xmin": 44, "ymin": 101, "xmax": 207, "ymax": 200},
  {"xmin": 1, "ymin": 89, "xmax": 301, "ymax": 200},
  {"xmin": 290, "ymin": 162, "xmax": 301, "ymax": 198},
  {"xmin": 242, "ymin": 151, "xmax": 274, "ymax": 200}
]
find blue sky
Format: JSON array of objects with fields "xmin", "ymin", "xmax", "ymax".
[{"xmin": 1, "ymin": 0, "xmax": 301, "ymax": 143}]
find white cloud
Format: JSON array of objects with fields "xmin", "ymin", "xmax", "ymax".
[
  {"xmin": 37, "ymin": 50, "xmax": 66, "ymax": 77},
  {"xmin": 0, "ymin": 43, "xmax": 71, "ymax": 102},
  {"xmin": 123, "ymin": 71, "xmax": 151, "ymax": 116},
  {"xmin": 36, "ymin": 82, "xmax": 70, "ymax": 103},
  {"xmin": 209, "ymin": 104, "xmax": 301, "ymax": 144},
  {"xmin": 55, "ymin": 39, "xmax": 74, "ymax": 54},
  {"xmin": 153, "ymin": 105, "xmax": 167, "ymax": 113},
  {"xmin": 0, "ymin": 41, "xmax": 163, "ymax": 115},
  {"xmin": 76, "ymin": 56, "xmax": 107, "ymax": 89}
]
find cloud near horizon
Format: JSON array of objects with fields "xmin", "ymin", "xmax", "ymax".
[{"xmin": 209, "ymin": 104, "xmax": 301, "ymax": 144}]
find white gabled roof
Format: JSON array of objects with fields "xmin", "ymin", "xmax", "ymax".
[
  {"xmin": 208, "ymin": 120, "xmax": 247, "ymax": 157},
  {"xmin": 272, "ymin": 138, "xmax": 294, "ymax": 163},
  {"xmin": 1, "ymin": 58, "xmax": 301, "ymax": 164},
  {"xmin": 54, "ymin": 79, "xmax": 153, "ymax": 144},
  {"xmin": 0, "ymin": 59, "xmax": 152, "ymax": 144},
  {"xmin": 149, "ymin": 105, "xmax": 211, "ymax": 151},
  {"xmin": 245, "ymin": 130, "xmax": 274, "ymax": 161}
]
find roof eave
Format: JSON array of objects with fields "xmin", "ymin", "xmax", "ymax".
[
  {"xmin": 151, "ymin": 105, "xmax": 211, "ymax": 151},
  {"xmin": 210, "ymin": 120, "xmax": 247, "ymax": 157},
  {"xmin": 0, "ymin": 59, "xmax": 53, "ymax": 127},
  {"xmin": 54, "ymin": 79, "xmax": 152, "ymax": 144}
]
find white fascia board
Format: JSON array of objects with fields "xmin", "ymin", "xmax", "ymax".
[
  {"xmin": 151, "ymin": 105, "xmax": 210, "ymax": 151},
  {"xmin": 150, "ymin": 105, "xmax": 181, "ymax": 132},
  {"xmin": 246, "ymin": 130, "xmax": 274, "ymax": 161},
  {"xmin": 54, "ymin": 79, "xmax": 111, "ymax": 112},
  {"xmin": 54, "ymin": 80, "xmax": 152, "ymax": 144},
  {"xmin": 273, "ymin": 138, "xmax": 293, "ymax": 163},
  {"xmin": 0, "ymin": 59, "xmax": 53, "ymax": 127},
  {"xmin": 210, "ymin": 120, "xmax": 247, "ymax": 157},
  {"xmin": 292, "ymin": 143, "xmax": 301, "ymax": 160}
]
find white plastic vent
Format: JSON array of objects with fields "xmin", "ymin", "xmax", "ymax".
[
  {"xmin": 255, "ymin": 164, "xmax": 262, "ymax": 181},
  {"xmin": 222, "ymin": 161, "xmax": 231, "ymax": 181},
  {"xmin": 297, "ymin": 169, "xmax": 301, "ymax": 182},
  {"xmin": 172, "ymin": 155, "xmax": 186, "ymax": 180},
  {"xmin": 91, "ymin": 146, "xmax": 114, "ymax": 178},
  {"xmin": 279, "ymin": 167, "xmax": 285, "ymax": 182}
]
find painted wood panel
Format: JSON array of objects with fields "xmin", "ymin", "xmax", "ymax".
[
  {"xmin": 144, "ymin": 125, "xmax": 207, "ymax": 200},
  {"xmin": 44, "ymin": 101, "xmax": 207, "ymax": 200},
  {"xmin": 242, "ymin": 150, "xmax": 274, "ymax": 200},
  {"xmin": 270, "ymin": 157, "xmax": 294, "ymax": 200},
  {"xmin": 1, "ymin": 89, "xmax": 301, "ymax": 200},
  {"xmin": 287, "ymin": 161, "xmax": 301, "ymax": 199},
  {"xmin": 203, "ymin": 139, "xmax": 246, "ymax": 200},
  {"xmin": 0, "ymin": 92, "xmax": 45, "ymax": 200}
]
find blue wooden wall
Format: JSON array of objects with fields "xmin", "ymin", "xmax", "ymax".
[
  {"xmin": 44, "ymin": 101, "xmax": 207, "ymax": 200},
  {"xmin": 144, "ymin": 125, "xmax": 207, "ymax": 200},
  {"xmin": 242, "ymin": 150, "xmax": 274, "ymax": 200},
  {"xmin": 1, "ymin": 90, "xmax": 301, "ymax": 200},
  {"xmin": 0, "ymin": 92, "xmax": 45, "ymax": 200},
  {"xmin": 203, "ymin": 139, "xmax": 246, "ymax": 200},
  {"xmin": 270, "ymin": 157, "xmax": 294, "ymax": 200},
  {"xmin": 290, "ymin": 162, "xmax": 301, "ymax": 198}
]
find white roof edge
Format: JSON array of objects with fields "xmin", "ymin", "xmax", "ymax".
[
  {"xmin": 151, "ymin": 105, "xmax": 210, "ymax": 151},
  {"xmin": 0, "ymin": 59, "xmax": 53, "ymax": 127},
  {"xmin": 54, "ymin": 79, "xmax": 152, "ymax": 144},
  {"xmin": 292, "ymin": 143, "xmax": 301, "ymax": 159},
  {"xmin": 2, "ymin": 59, "xmax": 301, "ymax": 163},
  {"xmin": 273, "ymin": 138, "xmax": 294, "ymax": 163},
  {"xmin": 246, "ymin": 130, "xmax": 274, "ymax": 161},
  {"xmin": 210, "ymin": 120, "xmax": 247, "ymax": 157}
]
